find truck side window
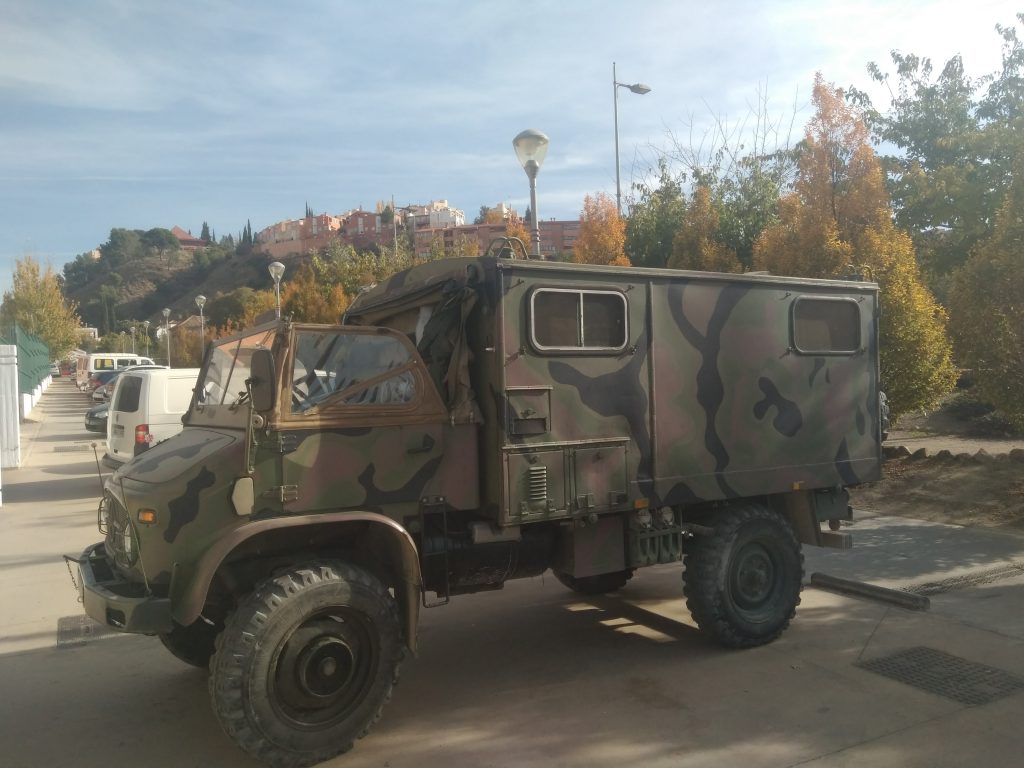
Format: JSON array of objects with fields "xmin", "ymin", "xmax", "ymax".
[
  {"xmin": 531, "ymin": 289, "xmax": 627, "ymax": 352},
  {"xmin": 792, "ymin": 297, "xmax": 860, "ymax": 354},
  {"xmin": 291, "ymin": 331, "xmax": 417, "ymax": 413}
]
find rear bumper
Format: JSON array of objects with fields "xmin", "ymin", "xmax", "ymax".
[{"xmin": 66, "ymin": 543, "xmax": 172, "ymax": 635}]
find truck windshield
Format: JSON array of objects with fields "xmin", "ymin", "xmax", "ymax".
[
  {"xmin": 290, "ymin": 329, "xmax": 416, "ymax": 413},
  {"xmin": 198, "ymin": 329, "xmax": 276, "ymax": 408}
]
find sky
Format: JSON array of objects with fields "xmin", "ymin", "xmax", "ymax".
[{"xmin": 1, "ymin": 0, "xmax": 1018, "ymax": 294}]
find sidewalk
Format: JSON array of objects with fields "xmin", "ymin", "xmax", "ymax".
[{"xmin": 0, "ymin": 378, "xmax": 108, "ymax": 655}]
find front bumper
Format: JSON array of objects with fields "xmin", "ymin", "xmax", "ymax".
[{"xmin": 65, "ymin": 543, "xmax": 172, "ymax": 634}]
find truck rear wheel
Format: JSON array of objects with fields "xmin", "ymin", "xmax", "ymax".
[
  {"xmin": 683, "ymin": 503, "xmax": 803, "ymax": 648},
  {"xmin": 159, "ymin": 618, "xmax": 220, "ymax": 668},
  {"xmin": 209, "ymin": 561, "xmax": 403, "ymax": 768},
  {"xmin": 553, "ymin": 569, "xmax": 633, "ymax": 595}
]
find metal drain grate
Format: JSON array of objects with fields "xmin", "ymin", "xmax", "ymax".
[
  {"xmin": 53, "ymin": 444, "xmax": 94, "ymax": 453},
  {"xmin": 858, "ymin": 646, "xmax": 1024, "ymax": 706},
  {"xmin": 56, "ymin": 615, "xmax": 121, "ymax": 648}
]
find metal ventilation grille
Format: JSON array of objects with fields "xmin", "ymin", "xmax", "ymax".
[
  {"xmin": 528, "ymin": 464, "xmax": 547, "ymax": 503},
  {"xmin": 857, "ymin": 646, "xmax": 1024, "ymax": 706}
]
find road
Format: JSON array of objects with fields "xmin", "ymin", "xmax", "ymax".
[{"xmin": 1, "ymin": 379, "xmax": 1023, "ymax": 768}]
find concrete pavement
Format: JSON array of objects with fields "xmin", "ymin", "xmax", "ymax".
[{"xmin": 1, "ymin": 379, "xmax": 1023, "ymax": 767}]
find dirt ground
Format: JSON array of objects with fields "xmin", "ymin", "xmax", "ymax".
[{"xmin": 851, "ymin": 393, "xmax": 1024, "ymax": 532}]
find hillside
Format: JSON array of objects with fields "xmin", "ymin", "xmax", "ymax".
[{"xmin": 63, "ymin": 229, "xmax": 299, "ymax": 334}]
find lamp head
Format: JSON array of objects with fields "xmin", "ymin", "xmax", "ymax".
[
  {"xmin": 628, "ymin": 82, "xmax": 651, "ymax": 95},
  {"xmin": 195, "ymin": 294, "xmax": 207, "ymax": 310},
  {"xmin": 513, "ymin": 129, "xmax": 549, "ymax": 174},
  {"xmin": 162, "ymin": 308, "xmax": 170, "ymax": 320},
  {"xmin": 268, "ymin": 261, "xmax": 286, "ymax": 284}
]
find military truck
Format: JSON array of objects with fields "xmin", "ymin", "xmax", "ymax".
[{"xmin": 69, "ymin": 252, "xmax": 883, "ymax": 767}]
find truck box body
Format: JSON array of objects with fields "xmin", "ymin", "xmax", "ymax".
[{"xmin": 345, "ymin": 257, "xmax": 882, "ymax": 527}]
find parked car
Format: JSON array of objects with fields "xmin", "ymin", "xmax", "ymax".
[
  {"xmin": 92, "ymin": 365, "xmax": 167, "ymax": 401},
  {"xmin": 49, "ymin": 362, "xmax": 61, "ymax": 377},
  {"xmin": 106, "ymin": 367, "xmax": 200, "ymax": 465},
  {"xmin": 84, "ymin": 402, "xmax": 109, "ymax": 433},
  {"xmin": 87, "ymin": 370, "xmax": 121, "ymax": 393},
  {"xmin": 75, "ymin": 352, "xmax": 156, "ymax": 390}
]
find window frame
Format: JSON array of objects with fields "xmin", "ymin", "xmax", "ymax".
[
  {"xmin": 529, "ymin": 287, "xmax": 629, "ymax": 354},
  {"xmin": 790, "ymin": 295, "xmax": 862, "ymax": 356}
]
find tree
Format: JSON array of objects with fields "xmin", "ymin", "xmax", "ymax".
[
  {"xmin": 280, "ymin": 262, "xmax": 350, "ymax": 324},
  {"xmin": 669, "ymin": 186, "xmax": 742, "ymax": 272},
  {"xmin": 474, "ymin": 206, "xmax": 491, "ymax": 225},
  {"xmin": 0, "ymin": 255, "xmax": 81, "ymax": 358},
  {"xmin": 305, "ymin": 202, "xmax": 314, "ymax": 218},
  {"xmin": 948, "ymin": 158, "xmax": 1024, "ymax": 426},
  {"xmin": 625, "ymin": 159, "xmax": 687, "ymax": 268},
  {"xmin": 754, "ymin": 74, "xmax": 957, "ymax": 418},
  {"xmin": 851, "ymin": 14, "xmax": 1024, "ymax": 283},
  {"xmin": 200, "ymin": 221, "xmax": 211, "ymax": 243},
  {"xmin": 504, "ymin": 214, "xmax": 531, "ymax": 252},
  {"xmin": 574, "ymin": 192, "xmax": 630, "ymax": 266}
]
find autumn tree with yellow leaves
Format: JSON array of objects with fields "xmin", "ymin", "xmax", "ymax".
[
  {"xmin": 669, "ymin": 186, "xmax": 743, "ymax": 273},
  {"xmin": 574, "ymin": 192, "xmax": 630, "ymax": 266},
  {"xmin": 754, "ymin": 74, "xmax": 957, "ymax": 418}
]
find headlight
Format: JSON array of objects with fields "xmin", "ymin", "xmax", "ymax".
[{"xmin": 122, "ymin": 521, "xmax": 134, "ymax": 562}]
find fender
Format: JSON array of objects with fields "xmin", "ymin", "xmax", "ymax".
[{"xmin": 170, "ymin": 511, "xmax": 423, "ymax": 653}]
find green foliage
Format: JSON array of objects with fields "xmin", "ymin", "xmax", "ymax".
[
  {"xmin": 625, "ymin": 160, "xmax": 687, "ymax": 268},
  {"xmin": 0, "ymin": 255, "xmax": 81, "ymax": 358},
  {"xmin": 851, "ymin": 13, "xmax": 1024, "ymax": 280},
  {"xmin": 948, "ymin": 159, "xmax": 1024, "ymax": 427},
  {"xmin": 200, "ymin": 222, "xmax": 211, "ymax": 242}
]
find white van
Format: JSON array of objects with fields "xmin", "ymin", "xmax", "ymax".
[
  {"xmin": 106, "ymin": 368, "xmax": 201, "ymax": 465},
  {"xmin": 77, "ymin": 353, "xmax": 156, "ymax": 390}
]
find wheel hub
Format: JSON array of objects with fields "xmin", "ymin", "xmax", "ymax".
[
  {"xmin": 298, "ymin": 636, "xmax": 356, "ymax": 698},
  {"xmin": 732, "ymin": 544, "xmax": 776, "ymax": 608}
]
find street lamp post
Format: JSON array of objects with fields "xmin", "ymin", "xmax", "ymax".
[
  {"xmin": 195, "ymin": 294, "xmax": 206, "ymax": 347},
  {"xmin": 119, "ymin": 331, "xmax": 125, "ymax": 352},
  {"xmin": 512, "ymin": 129, "xmax": 550, "ymax": 258},
  {"xmin": 130, "ymin": 325, "xmax": 136, "ymax": 354},
  {"xmin": 613, "ymin": 62, "xmax": 651, "ymax": 216},
  {"xmin": 142, "ymin": 320, "xmax": 150, "ymax": 357},
  {"xmin": 269, "ymin": 262, "xmax": 285, "ymax": 319},
  {"xmin": 162, "ymin": 308, "xmax": 171, "ymax": 368}
]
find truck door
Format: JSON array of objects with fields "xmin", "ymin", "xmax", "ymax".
[{"xmin": 276, "ymin": 327, "xmax": 451, "ymax": 520}]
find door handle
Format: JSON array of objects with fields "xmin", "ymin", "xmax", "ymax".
[{"xmin": 407, "ymin": 434, "xmax": 436, "ymax": 454}]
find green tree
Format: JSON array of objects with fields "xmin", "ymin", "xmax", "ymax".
[
  {"xmin": 625, "ymin": 160, "xmax": 687, "ymax": 268},
  {"xmin": 948, "ymin": 158, "xmax": 1024, "ymax": 427},
  {"xmin": 851, "ymin": 14, "xmax": 1024, "ymax": 283},
  {"xmin": 0, "ymin": 255, "xmax": 81, "ymax": 358},
  {"xmin": 754, "ymin": 74, "xmax": 957, "ymax": 418},
  {"xmin": 200, "ymin": 221, "xmax": 211, "ymax": 242}
]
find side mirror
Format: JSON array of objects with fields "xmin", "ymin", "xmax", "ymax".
[{"xmin": 249, "ymin": 348, "xmax": 277, "ymax": 413}]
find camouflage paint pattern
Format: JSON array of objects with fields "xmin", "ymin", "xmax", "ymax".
[{"xmin": 493, "ymin": 259, "xmax": 880, "ymax": 524}]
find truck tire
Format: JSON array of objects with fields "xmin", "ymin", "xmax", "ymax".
[
  {"xmin": 682, "ymin": 503, "xmax": 803, "ymax": 648},
  {"xmin": 209, "ymin": 561, "xmax": 403, "ymax": 768},
  {"xmin": 158, "ymin": 618, "xmax": 220, "ymax": 668},
  {"xmin": 553, "ymin": 569, "xmax": 633, "ymax": 595}
]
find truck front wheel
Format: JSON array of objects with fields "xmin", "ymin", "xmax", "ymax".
[
  {"xmin": 209, "ymin": 561, "xmax": 403, "ymax": 767},
  {"xmin": 683, "ymin": 503, "xmax": 803, "ymax": 648}
]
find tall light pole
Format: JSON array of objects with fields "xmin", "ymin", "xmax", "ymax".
[
  {"xmin": 512, "ymin": 129, "xmax": 549, "ymax": 257},
  {"xmin": 613, "ymin": 62, "xmax": 651, "ymax": 216},
  {"xmin": 269, "ymin": 262, "xmax": 285, "ymax": 319},
  {"xmin": 195, "ymin": 294, "xmax": 206, "ymax": 346},
  {"xmin": 162, "ymin": 308, "xmax": 171, "ymax": 368},
  {"xmin": 142, "ymin": 320, "xmax": 150, "ymax": 357},
  {"xmin": 130, "ymin": 325, "xmax": 136, "ymax": 354}
]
